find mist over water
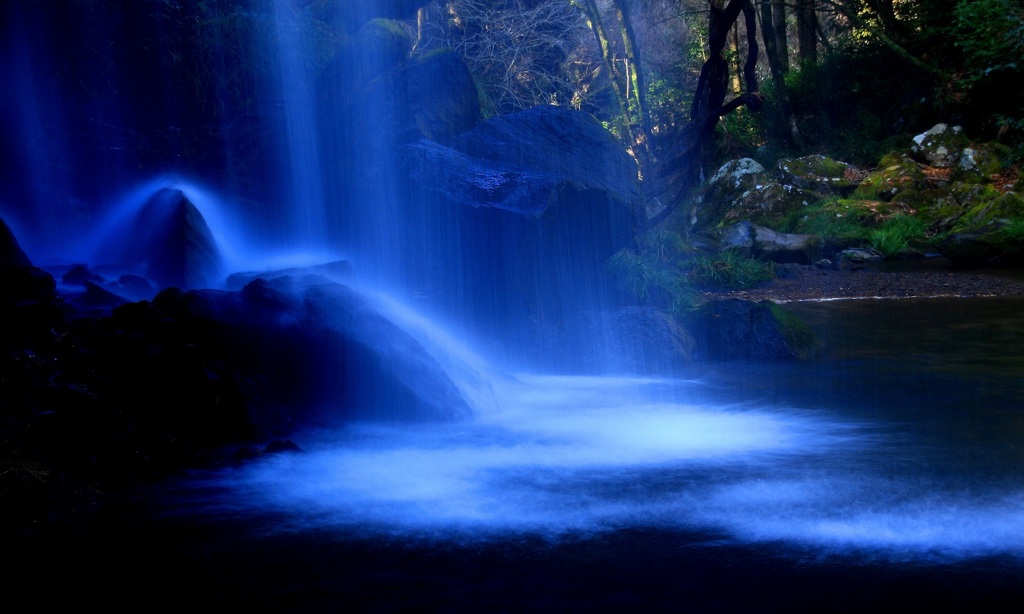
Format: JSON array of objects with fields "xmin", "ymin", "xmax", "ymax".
[
  {"xmin": 4, "ymin": 2, "xmax": 1024, "ymax": 585},
  {"xmin": 175, "ymin": 340, "xmax": 1024, "ymax": 564}
]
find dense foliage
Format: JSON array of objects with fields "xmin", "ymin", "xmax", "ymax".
[{"xmin": 11, "ymin": 0, "xmax": 1019, "ymax": 182}]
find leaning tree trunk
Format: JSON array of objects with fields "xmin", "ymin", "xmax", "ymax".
[
  {"xmin": 644, "ymin": 0, "xmax": 762, "ymax": 229},
  {"xmin": 759, "ymin": 0, "xmax": 802, "ymax": 146}
]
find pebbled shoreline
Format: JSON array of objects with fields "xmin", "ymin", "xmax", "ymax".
[{"xmin": 699, "ymin": 261, "xmax": 1024, "ymax": 304}]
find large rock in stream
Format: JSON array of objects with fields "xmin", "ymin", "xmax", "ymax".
[
  {"xmin": 302, "ymin": 281, "xmax": 472, "ymax": 421},
  {"xmin": 164, "ymin": 277, "xmax": 473, "ymax": 424},
  {"xmin": 686, "ymin": 299, "xmax": 817, "ymax": 361},
  {"xmin": 95, "ymin": 187, "xmax": 223, "ymax": 290}
]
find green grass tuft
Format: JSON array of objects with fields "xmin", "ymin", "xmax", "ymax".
[{"xmin": 689, "ymin": 249, "xmax": 775, "ymax": 289}]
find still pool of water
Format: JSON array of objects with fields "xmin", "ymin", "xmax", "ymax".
[{"xmin": 26, "ymin": 297, "xmax": 1024, "ymax": 611}]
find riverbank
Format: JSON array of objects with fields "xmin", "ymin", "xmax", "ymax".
[{"xmin": 699, "ymin": 259, "xmax": 1024, "ymax": 303}]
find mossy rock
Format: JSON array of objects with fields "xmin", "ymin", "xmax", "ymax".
[
  {"xmin": 852, "ymin": 152, "xmax": 926, "ymax": 201},
  {"xmin": 907, "ymin": 186, "xmax": 962, "ymax": 231},
  {"xmin": 357, "ymin": 18, "xmax": 413, "ymax": 56},
  {"xmin": 950, "ymin": 189, "xmax": 1024, "ymax": 234},
  {"xmin": 910, "ymin": 123, "xmax": 969, "ymax": 168},
  {"xmin": 692, "ymin": 158, "xmax": 768, "ymax": 230},
  {"xmin": 768, "ymin": 303, "xmax": 817, "ymax": 360},
  {"xmin": 351, "ymin": 18, "xmax": 412, "ymax": 81},
  {"xmin": 703, "ymin": 158, "xmax": 767, "ymax": 201},
  {"xmin": 954, "ymin": 144, "xmax": 1003, "ymax": 183},
  {"xmin": 716, "ymin": 183, "xmax": 825, "ymax": 231},
  {"xmin": 937, "ymin": 223, "xmax": 1024, "ymax": 265},
  {"xmin": 937, "ymin": 191, "xmax": 1024, "ymax": 264},
  {"xmin": 686, "ymin": 299, "xmax": 817, "ymax": 361},
  {"xmin": 785, "ymin": 198, "xmax": 901, "ymax": 239},
  {"xmin": 774, "ymin": 154, "xmax": 859, "ymax": 195}
]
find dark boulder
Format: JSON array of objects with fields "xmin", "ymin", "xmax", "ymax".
[
  {"xmin": 937, "ymin": 190, "xmax": 1024, "ymax": 265},
  {"xmin": 937, "ymin": 225, "xmax": 1024, "ymax": 266},
  {"xmin": 1, "ymin": 215, "xmax": 56, "ymax": 304},
  {"xmin": 362, "ymin": 50, "xmax": 482, "ymax": 145},
  {"xmin": 1, "ymin": 216, "xmax": 32, "ymax": 268},
  {"xmin": 226, "ymin": 259, "xmax": 353, "ymax": 291},
  {"xmin": 720, "ymin": 221, "xmax": 824, "ymax": 264},
  {"xmin": 78, "ymin": 280, "xmax": 129, "ymax": 311},
  {"xmin": 62, "ymin": 264, "xmax": 101, "ymax": 286},
  {"xmin": 451, "ymin": 105, "xmax": 642, "ymax": 207},
  {"xmin": 95, "ymin": 187, "xmax": 223, "ymax": 290},
  {"xmin": 400, "ymin": 105, "xmax": 641, "ymax": 340},
  {"xmin": 686, "ymin": 299, "xmax": 816, "ymax": 361}
]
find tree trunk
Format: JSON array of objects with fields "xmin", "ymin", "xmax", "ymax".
[
  {"xmin": 796, "ymin": 0, "xmax": 817, "ymax": 68},
  {"xmin": 645, "ymin": 0, "xmax": 763, "ymax": 229},
  {"xmin": 611, "ymin": 0, "xmax": 654, "ymax": 164},
  {"xmin": 771, "ymin": 0, "xmax": 788, "ymax": 72},
  {"xmin": 576, "ymin": 0, "xmax": 637, "ymax": 150},
  {"xmin": 759, "ymin": 0, "xmax": 801, "ymax": 146},
  {"xmin": 730, "ymin": 20, "xmax": 742, "ymax": 94}
]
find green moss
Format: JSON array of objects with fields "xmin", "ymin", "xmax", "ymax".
[
  {"xmin": 952, "ymin": 188, "xmax": 1023, "ymax": 232},
  {"xmin": 356, "ymin": 18, "xmax": 412, "ymax": 65},
  {"xmin": 784, "ymin": 199, "xmax": 881, "ymax": 238},
  {"xmin": 767, "ymin": 303, "xmax": 817, "ymax": 360},
  {"xmin": 852, "ymin": 153, "xmax": 925, "ymax": 201},
  {"xmin": 787, "ymin": 155, "xmax": 848, "ymax": 178},
  {"xmin": 362, "ymin": 18, "xmax": 411, "ymax": 41}
]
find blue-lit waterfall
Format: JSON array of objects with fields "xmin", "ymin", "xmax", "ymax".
[{"xmin": 3, "ymin": 2, "xmax": 1024, "ymax": 608}]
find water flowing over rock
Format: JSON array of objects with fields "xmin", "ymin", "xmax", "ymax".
[
  {"xmin": 152, "ymin": 277, "xmax": 473, "ymax": 424},
  {"xmin": 400, "ymin": 105, "xmax": 641, "ymax": 340},
  {"xmin": 362, "ymin": 50, "xmax": 482, "ymax": 146},
  {"xmin": 302, "ymin": 282, "xmax": 472, "ymax": 421},
  {"xmin": 567, "ymin": 306, "xmax": 695, "ymax": 374},
  {"xmin": 96, "ymin": 188, "xmax": 223, "ymax": 290}
]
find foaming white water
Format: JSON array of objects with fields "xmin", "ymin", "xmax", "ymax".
[
  {"xmin": 699, "ymin": 478, "xmax": 1024, "ymax": 561},
  {"xmin": 77, "ymin": 177, "xmax": 343, "ymax": 287},
  {"xmin": 190, "ymin": 367, "xmax": 1024, "ymax": 562},
  {"xmin": 355, "ymin": 286, "xmax": 509, "ymax": 415}
]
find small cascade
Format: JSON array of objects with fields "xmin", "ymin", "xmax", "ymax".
[{"xmin": 358, "ymin": 286, "xmax": 515, "ymax": 416}]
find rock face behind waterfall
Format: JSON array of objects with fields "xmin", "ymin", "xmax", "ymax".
[
  {"xmin": 98, "ymin": 188, "xmax": 222, "ymax": 290},
  {"xmin": 365, "ymin": 50, "xmax": 482, "ymax": 146},
  {"xmin": 402, "ymin": 105, "xmax": 642, "ymax": 345}
]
